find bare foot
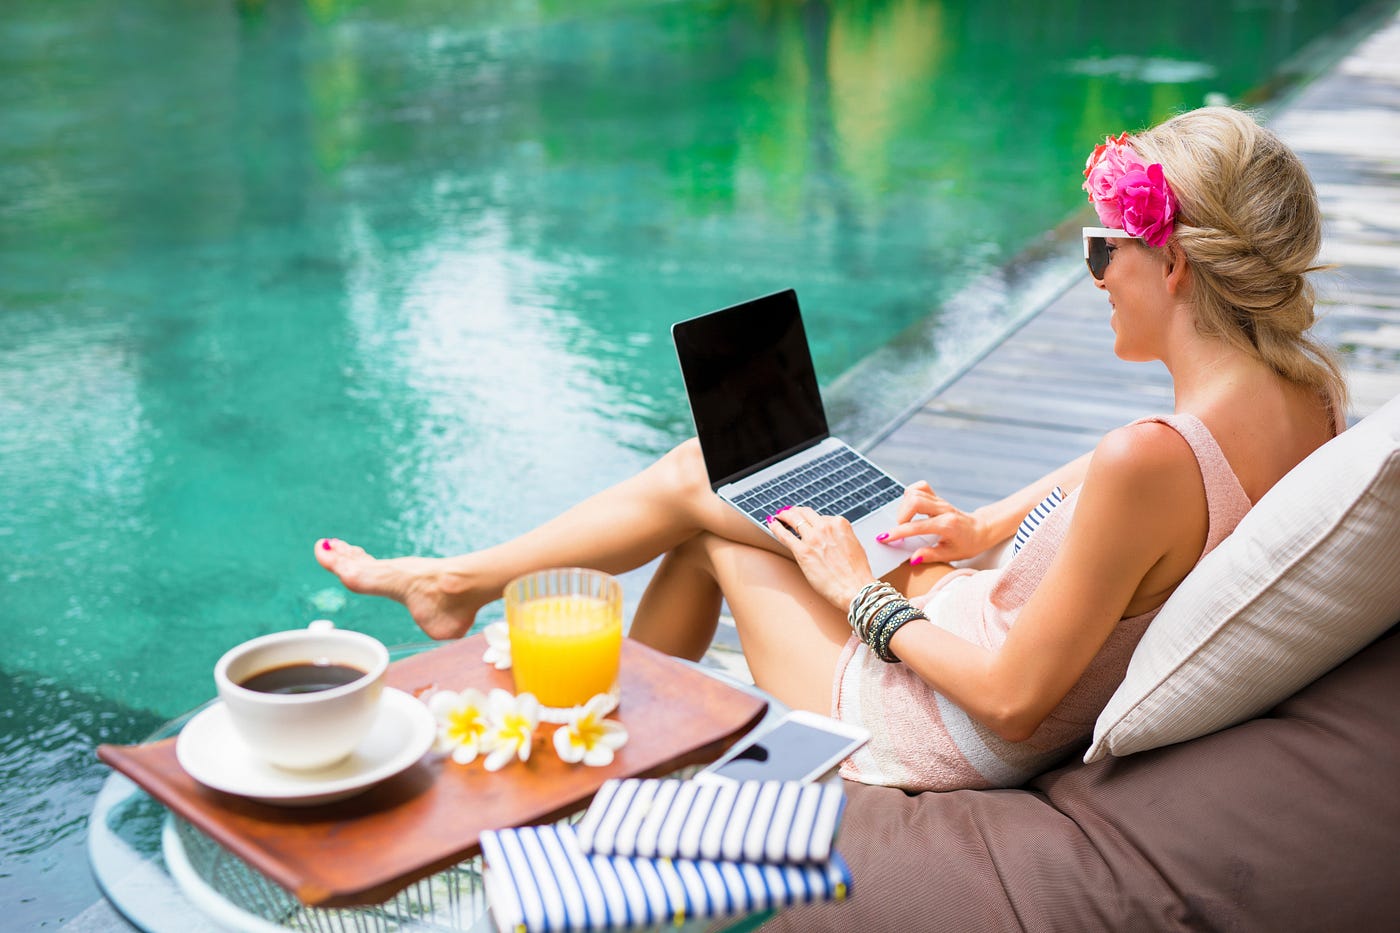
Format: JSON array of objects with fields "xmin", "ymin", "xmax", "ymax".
[{"xmin": 314, "ymin": 538, "xmax": 489, "ymax": 639}]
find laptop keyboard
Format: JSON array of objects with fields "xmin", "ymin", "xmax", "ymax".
[{"xmin": 731, "ymin": 448, "xmax": 904, "ymax": 524}]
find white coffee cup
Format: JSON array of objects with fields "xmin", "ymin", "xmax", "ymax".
[{"xmin": 214, "ymin": 620, "xmax": 389, "ymax": 771}]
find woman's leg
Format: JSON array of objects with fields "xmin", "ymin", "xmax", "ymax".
[
  {"xmin": 632, "ymin": 532, "xmax": 853, "ymax": 715},
  {"xmin": 882, "ymin": 560, "xmax": 957, "ymax": 601},
  {"xmin": 628, "ymin": 531, "xmax": 961, "ymax": 707},
  {"xmin": 315, "ymin": 439, "xmax": 786, "ymax": 639},
  {"xmin": 627, "ymin": 543, "xmax": 727, "ymax": 662}
]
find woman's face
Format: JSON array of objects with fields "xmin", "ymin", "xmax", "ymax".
[{"xmin": 1093, "ymin": 237, "xmax": 1171, "ymax": 362}]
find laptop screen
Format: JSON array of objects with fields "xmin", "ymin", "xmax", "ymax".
[{"xmin": 672, "ymin": 289, "xmax": 829, "ymax": 489}]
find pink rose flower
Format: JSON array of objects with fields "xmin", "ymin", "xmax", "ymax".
[
  {"xmin": 1083, "ymin": 142, "xmax": 1107, "ymax": 181},
  {"xmin": 1080, "ymin": 131, "xmax": 1178, "ymax": 246},
  {"xmin": 1081, "ymin": 132, "xmax": 1131, "ymax": 182},
  {"xmin": 1082, "ymin": 136, "xmax": 1143, "ymax": 228},
  {"xmin": 1116, "ymin": 162, "xmax": 1177, "ymax": 248}
]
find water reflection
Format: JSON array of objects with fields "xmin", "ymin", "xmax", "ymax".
[{"xmin": 0, "ymin": 668, "xmax": 162, "ymax": 926}]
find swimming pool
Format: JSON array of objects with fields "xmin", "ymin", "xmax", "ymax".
[{"xmin": 1, "ymin": 0, "xmax": 1386, "ymax": 925}]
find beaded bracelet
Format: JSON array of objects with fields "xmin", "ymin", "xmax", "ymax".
[
  {"xmin": 861, "ymin": 593, "xmax": 904, "ymax": 643},
  {"xmin": 846, "ymin": 580, "xmax": 926, "ymax": 661},
  {"xmin": 867, "ymin": 602, "xmax": 926, "ymax": 663},
  {"xmin": 861, "ymin": 591, "xmax": 911, "ymax": 649}
]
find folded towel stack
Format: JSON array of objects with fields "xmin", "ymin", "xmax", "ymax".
[{"xmin": 480, "ymin": 779, "xmax": 852, "ymax": 933}]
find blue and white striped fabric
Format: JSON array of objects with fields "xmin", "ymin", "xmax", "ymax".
[
  {"xmin": 479, "ymin": 822, "xmax": 852, "ymax": 933},
  {"xmin": 574, "ymin": 779, "xmax": 846, "ymax": 864},
  {"xmin": 1012, "ymin": 485, "xmax": 1066, "ymax": 555}
]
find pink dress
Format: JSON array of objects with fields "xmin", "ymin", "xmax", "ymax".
[{"xmin": 832, "ymin": 414, "xmax": 1254, "ymax": 791}]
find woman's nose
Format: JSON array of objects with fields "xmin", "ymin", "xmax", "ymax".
[{"xmin": 1092, "ymin": 275, "xmax": 1108, "ymax": 292}]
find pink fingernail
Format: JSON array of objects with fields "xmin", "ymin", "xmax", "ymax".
[
  {"xmin": 764, "ymin": 514, "xmax": 774, "ymax": 523},
  {"xmin": 321, "ymin": 539, "xmax": 332, "ymax": 551},
  {"xmin": 875, "ymin": 533, "xmax": 889, "ymax": 542},
  {"xmin": 777, "ymin": 505, "xmax": 791, "ymax": 514},
  {"xmin": 911, "ymin": 556, "xmax": 924, "ymax": 566}
]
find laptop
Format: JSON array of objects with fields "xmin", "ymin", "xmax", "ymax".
[{"xmin": 672, "ymin": 288, "xmax": 935, "ymax": 579}]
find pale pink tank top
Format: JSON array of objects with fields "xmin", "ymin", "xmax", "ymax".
[{"xmin": 832, "ymin": 413, "xmax": 1254, "ymax": 792}]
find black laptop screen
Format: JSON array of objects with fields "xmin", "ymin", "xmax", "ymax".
[{"xmin": 672, "ymin": 289, "xmax": 829, "ymax": 489}]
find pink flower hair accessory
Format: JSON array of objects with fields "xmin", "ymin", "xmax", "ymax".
[{"xmin": 1082, "ymin": 133, "xmax": 1177, "ymax": 248}]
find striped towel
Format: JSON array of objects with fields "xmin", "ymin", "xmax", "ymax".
[
  {"xmin": 479, "ymin": 823, "xmax": 852, "ymax": 933},
  {"xmin": 1011, "ymin": 485, "xmax": 1065, "ymax": 555},
  {"xmin": 575, "ymin": 779, "xmax": 846, "ymax": 864}
]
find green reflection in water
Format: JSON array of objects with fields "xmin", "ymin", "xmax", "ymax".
[{"xmin": 0, "ymin": 0, "xmax": 1386, "ymax": 921}]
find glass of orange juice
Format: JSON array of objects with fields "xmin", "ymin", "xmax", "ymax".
[{"xmin": 503, "ymin": 567, "xmax": 623, "ymax": 723}]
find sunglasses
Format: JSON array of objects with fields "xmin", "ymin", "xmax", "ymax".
[{"xmin": 1083, "ymin": 227, "xmax": 1135, "ymax": 280}]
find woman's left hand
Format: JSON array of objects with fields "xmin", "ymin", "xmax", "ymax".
[{"xmin": 768, "ymin": 505, "xmax": 876, "ymax": 611}]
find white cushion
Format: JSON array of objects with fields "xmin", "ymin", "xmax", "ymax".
[{"xmin": 1086, "ymin": 392, "xmax": 1400, "ymax": 762}]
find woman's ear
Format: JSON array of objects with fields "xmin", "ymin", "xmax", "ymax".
[{"xmin": 1162, "ymin": 241, "xmax": 1191, "ymax": 297}]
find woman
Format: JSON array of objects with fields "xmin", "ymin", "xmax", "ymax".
[{"xmin": 316, "ymin": 107, "xmax": 1345, "ymax": 791}]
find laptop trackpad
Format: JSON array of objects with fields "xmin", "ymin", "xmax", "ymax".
[{"xmin": 857, "ymin": 500, "xmax": 941, "ymax": 577}]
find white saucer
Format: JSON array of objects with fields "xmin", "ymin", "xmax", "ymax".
[{"xmin": 176, "ymin": 687, "xmax": 436, "ymax": 806}]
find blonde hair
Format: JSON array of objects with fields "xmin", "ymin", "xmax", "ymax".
[{"xmin": 1131, "ymin": 106, "xmax": 1347, "ymax": 413}]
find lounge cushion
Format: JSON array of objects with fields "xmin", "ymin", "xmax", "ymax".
[
  {"xmin": 763, "ymin": 623, "xmax": 1400, "ymax": 932},
  {"xmin": 1086, "ymin": 391, "xmax": 1400, "ymax": 761}
]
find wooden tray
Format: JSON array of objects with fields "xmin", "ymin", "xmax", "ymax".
[{"xmin": 97, "ymin": 636, "xmax": 766, "ymax": 908}]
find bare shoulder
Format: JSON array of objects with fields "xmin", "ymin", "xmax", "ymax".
[
  {"xmin": 1196, "ymin": 380, "xmax": 1335, "ymax": 501},
  {"xmin": 1087, "ymin": 420, "xmax": 1201, "ymax": 494},
  {"xmin": 1075, "ymin": 421, "xmax": 1210, "ymax": 610}
]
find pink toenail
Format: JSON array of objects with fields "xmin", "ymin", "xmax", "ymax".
[{"xmin": 322, "ymin": 539, "xmax": 332, "ymax": 551}]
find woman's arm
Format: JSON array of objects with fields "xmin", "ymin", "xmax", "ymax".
[
  {"xmin": 972, "ymin": 451, "xmax": 1094, "ymax": 547},
  {"xmin": 774, "ymin": 421, "xmax": 1207, "ymax": 742},
  {"xmin": 880, "ymin": 451, "xmax": 1094, "ymax": 564},
  {"xmin": 889, "ymin": 422, "xmax": 1207, "ymax": 740}
]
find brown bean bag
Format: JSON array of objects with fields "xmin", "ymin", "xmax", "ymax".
[{"xmin": 765, "ymin": 623, "xmax": 1400, "ymax": 932}]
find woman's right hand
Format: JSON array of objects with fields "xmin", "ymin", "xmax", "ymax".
[{"xmin": 877, "ymin": 481, "xmax": 990, "ymax": 564}]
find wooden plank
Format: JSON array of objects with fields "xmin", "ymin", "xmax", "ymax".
[{"xmin": 927, "ymin": 373, "xmax": 1157, "ymax": 433}]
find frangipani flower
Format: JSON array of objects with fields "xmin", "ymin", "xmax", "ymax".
[
  {"xmin": 482, "ymin": 689, "xmax": 539, "ymax": 772},
  {"xmin": 426, "ymin": 687, "xmax": 491, "ymax": 765},
  {"xmin": 553, "ymin": 694, "xmax": 629, "ymax": 767},
  {"xmin": 482, "ymin": 621, "xmax": 511, "ymax": 670}
]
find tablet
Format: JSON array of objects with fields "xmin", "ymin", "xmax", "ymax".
[{"xmin": 694, "ymin": 710, "xmax": 869, "ymax": 784}]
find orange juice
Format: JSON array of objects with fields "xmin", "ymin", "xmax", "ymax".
[{"xmin": 508, "ymin": 594, "xmax": 622, "ymax": 709}]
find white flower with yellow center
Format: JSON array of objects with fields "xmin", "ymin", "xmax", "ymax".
[
  {"xmin": 426, "ymin": 688, "xmax": 490, "ymax": 765},
  {"xmin": 482, "ymin": 621, "xmax": 511, "ymax": 670},
  {"xmin": 553, "ymin": 694, "xmax": 629, "ymax": 767},
  {"xmin": 482, "ymin": 688, "xmax": 539, "ymax": 772}
]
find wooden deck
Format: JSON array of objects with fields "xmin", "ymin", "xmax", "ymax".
[{"xmin": 703, "ymin": 8, "xmax": 1400, "ymax": 679}]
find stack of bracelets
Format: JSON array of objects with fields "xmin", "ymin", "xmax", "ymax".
[{"xmin": 846, "ymin": 581, "xmax": 928, "ymax": 663}]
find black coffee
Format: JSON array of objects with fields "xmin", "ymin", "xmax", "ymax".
[{"xmin": 239, "ymin": 662, "xmax": 367, "ymax": 695}]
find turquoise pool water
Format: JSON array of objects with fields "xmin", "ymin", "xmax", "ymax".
[{"xmin": 1, "ymin": 0, "xmax": 1385, "ymax": 925}]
